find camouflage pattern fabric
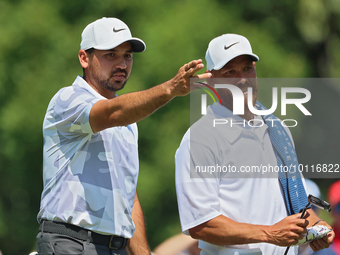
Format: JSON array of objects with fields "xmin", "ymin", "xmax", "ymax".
[{"xmin": 38, "ymin": 76, "xmax": 139, "ymax": 238}]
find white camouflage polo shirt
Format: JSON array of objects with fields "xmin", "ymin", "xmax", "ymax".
[{"xmin": 38, "ymin": 76, "xmax": 139, "ymax": 238}]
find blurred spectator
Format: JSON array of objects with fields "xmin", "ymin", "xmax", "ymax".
[
  {"xmin": 312, "ymin": 180, "xmax": 340, "ymax": 255},
  {"xmin": 152, "ymin": 233, "xmax": 200, "ymax": 255}
]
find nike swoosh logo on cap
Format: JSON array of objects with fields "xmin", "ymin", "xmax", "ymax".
[
  {"xmin": 113, "ymin": 27, "xmax": 126, "ymax": 33},
  {"xmin": 224, "ymin": 42, "xmax": 239, "ymax": 50}
]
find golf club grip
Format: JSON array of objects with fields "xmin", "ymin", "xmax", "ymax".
[{"xmin": 284, "ymin": 205, "xmax": 308, "ymax": 255}]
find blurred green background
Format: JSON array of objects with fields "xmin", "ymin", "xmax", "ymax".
[{"xmin": 0, "ymin": 0, "xmax": 340, "ymax": 254}]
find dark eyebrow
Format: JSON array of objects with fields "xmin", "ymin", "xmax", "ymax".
[{"xmin": 106, "ymin": 49, "xmax": 133, "ymax": 53}]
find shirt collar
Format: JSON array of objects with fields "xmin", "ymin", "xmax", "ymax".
[
  {"xmin": 206, "ymin": 103, "xmax": 267, "ymax": 143},
  {"xmin": 73, "ymin": 76, "xmax": 107, "ymax": 100}
]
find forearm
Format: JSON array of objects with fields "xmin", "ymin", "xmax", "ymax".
[
  {"xmin": 189, "ymin": 215, "xmax": 269, "ymax": 246},
  {"xmin": 127, "ymin": 193, "xmax": 151, "ymax": 255},
  {"xmin": 189, "ymin": 214, "xmax": 309, "ymax": 247},
  {"xmin": 91, "ymin": 82, "xmax": 173, "ymax": 131},
  {"xmin": 89, "ymin": 59, "xmax": 211, "ymax": 133}
]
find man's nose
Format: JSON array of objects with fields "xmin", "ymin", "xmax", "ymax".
[
  {"xmin": 234, "ymin": 76, "xmax": 248, "ymax": 86},
  {"xmin": 116, "ymin": 57, "xmax": 127, "ymax": 69}
]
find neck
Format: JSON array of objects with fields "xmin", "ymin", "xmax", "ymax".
[
  {"xmin": 241, "ymin": 111, "xmax": 255, "ymax": 121},
  {"xmin": 221, "ymin": 102, "xmax": 254, "ymax": 121},
  {"xmin": 83, "ymin": 76, "xmax": 117, "ymax": 99}
]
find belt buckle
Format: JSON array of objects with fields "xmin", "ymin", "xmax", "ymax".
[{"xmin": 109, "ymin": 235, "xmax": 121, "ymax": 250}]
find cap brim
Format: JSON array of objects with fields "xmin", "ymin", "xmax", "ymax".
[
  {"xmin": 129, "ymin": 38, "xmax": 146, "ymax": 52},
  {"xmin": 93, "ymin": 38, "xmax": 146, "ymax": 52},
  {"xmin": 212, "ymin": 53, "xmax": 259, "ymax": 71}
]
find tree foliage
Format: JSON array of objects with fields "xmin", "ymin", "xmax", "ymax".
[{"xmin": 0, "ymin": 0, "xmax": 339, "ymax": 254}]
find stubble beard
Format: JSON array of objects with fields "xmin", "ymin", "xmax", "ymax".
[
  {"xmin": 94, "ymin": 75, "xmax": 127, "ymax": 92},
  {"xmin": 89, "ymin": 67, "xmax": 129, "ymax": 92}
]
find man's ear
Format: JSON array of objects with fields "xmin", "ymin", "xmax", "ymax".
[{"xmin": 79, "ymin": 49, "xmax": 89, "ymax": 69}]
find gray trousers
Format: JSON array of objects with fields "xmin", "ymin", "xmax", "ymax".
[{"xmin": 36, "ymin": 232, "xmax": 127, "ymax": 255}]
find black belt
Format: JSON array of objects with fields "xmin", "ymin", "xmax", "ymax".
[{"xmin": 39, "ymin": 220, "xmax": 129, "ymax": 250}]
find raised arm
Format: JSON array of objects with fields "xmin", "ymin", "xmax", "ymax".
[{"xmin": 89, "ymin": 60, "xmax": 211, "ymax": 133}]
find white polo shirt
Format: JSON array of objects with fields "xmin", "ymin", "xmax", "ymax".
[
  {"xmin": 38, "ymin": 76, "xmax": 139, "ymax": 238},
  {"xmin": 175, "ymin": 104, "xmax": 298, "ymax": 255}
]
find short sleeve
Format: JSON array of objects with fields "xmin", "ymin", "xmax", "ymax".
[
  {"xmin": 44, "ymin": 86, "xmax": 102, "ymax": 137},
  {"xmin": 175, "ymin": 132, "xmax": 222, "ymax": 234}
]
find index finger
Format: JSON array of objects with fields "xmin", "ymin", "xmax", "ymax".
[
  {"xmin": 296, "ymin": 218, "xmax": 309, "ymax": 227},
  {"xmin": 196, "ymin": 73, "xmax": 212, "ymax": 80}
]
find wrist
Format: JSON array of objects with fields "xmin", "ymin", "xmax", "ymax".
[
  {"xmin": 312, "ymin": 220, "xmax": 331, "ymax": 229},
  {"xmin": 259, "ymin": 225, "xmax": 272, "ymax": 244},
  {"xmin": 313, "ymin": 220, "xmax": 325, "ymax": 226},
  {"xmin": 161, "ymin": 80, "xmax": 176, "ymax": 98}
]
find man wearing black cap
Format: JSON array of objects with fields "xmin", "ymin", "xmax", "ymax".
[
  {"xmin": 36, "ymin": 17, "xmax": 211, "ymax": 255},
  {"xmin": 175, "ymin": 34, "xmax": 334, "ymax": 255}
]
